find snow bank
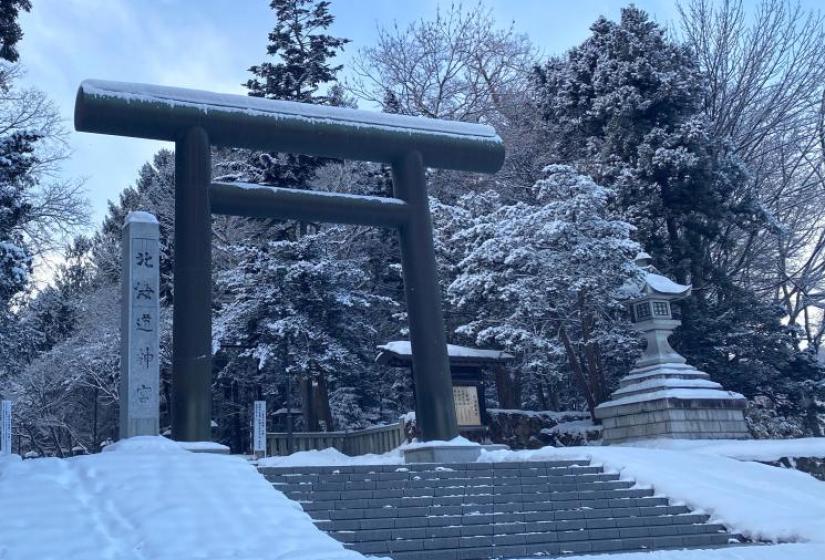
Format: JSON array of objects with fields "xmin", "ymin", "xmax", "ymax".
[
  {"xmin": 257, "ymin": 437, "xmax": 479, "ymax": 468},
  {"xmin": 0, "ymin": 436, "xmax": 366, "ymax": 560},
  {"xmin": 551, "ymin": 543, "xmax": 825, "ymax": 560},
  {"xmin": 259, "ymin": 447, "xmax": 403, "ymax": 468},
  {"xmin": 401, "ymin": 435, "xmax": 479, "ymax": 449},
  {"xmin": 628, "ymin": 437, "xmax": 825, "ymax": 462},
  {"xmin": 479, "ymin": 445, "xmax": 825, "ymax": 544}
]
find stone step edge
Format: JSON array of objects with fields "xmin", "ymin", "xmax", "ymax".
[
  {"xmin": 313, "ymin": 499, "xmax": 666, "ymax": 519},
  {"xmin": 312, "ymin": 502, "xmax": 683, "ymax": 523},
  {"xmin": 278, "ymin": 484, "xmax": 631, "ymax": 496},
  {"xmin": 263, "ymin": 470, "xmax": 607, "ymax": 482},
  {"xmin": 331, "ymin": 520, "xmax": 725, "ymax": 543},
  {"xmin": 272, "ymin": 477, "xmax": 627, "ymax": 490},
  {"xmin": 385, "ymin": 533, "xmax": 737, "ymax": 560},
  {"xmin": 258, "ymin": 461, "xmax": 591, "ymax": 474},
  {"xmin": 290, "ymin": 488, "xmax": 654, "ymax": 504},
  {"xmin": 346, "ymin": 530, "xmax": 733, "ymax": 555},
  {"xmin": 265, "ymin": 471, "xmax": 609, "ymax": 485},
  {"xmin": 313, "ymin": 505, "xmax": 694, "ymax": 530}
]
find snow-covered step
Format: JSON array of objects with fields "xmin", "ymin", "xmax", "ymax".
[
  {"xmin": 270, "ymin": 473, "xmax": 627, "ymax": 492},
  {"xmin": 317, "ymin": 504, "xmax": 695, "ymax": 532},
  {"xmin": 261, "ymin": 461, "xmax": 741, "ymax": 559}
]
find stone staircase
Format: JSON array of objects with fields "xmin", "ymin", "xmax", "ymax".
[{"xmin": 260, "ymin": 460, "xmax": 740, "ymax": 559}]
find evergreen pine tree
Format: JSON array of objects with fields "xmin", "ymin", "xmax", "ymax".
[
  {"xmin": 0, "ymin": 0, "xmax": 30, "ymax": 62},
  {"xmin": 245, "ymin": 0, "xmax": 349, "ymax": 188},
  {"xmin": 214, "ymin": 231, "xmax": 387, "ymax": 430}
]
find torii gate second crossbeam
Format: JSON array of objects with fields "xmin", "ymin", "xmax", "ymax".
[{"xmin": 74, "ymin": 80, "xmax": 505, "ymax": 443}]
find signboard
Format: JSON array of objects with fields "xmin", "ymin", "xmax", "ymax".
[
  {"xmin": 253, "ymin": 400, "xmax": 267, "ymax": 454},
  {"xmin": 452, "ymin": 385, "xmax": 481, "ymax": 427},
  {"xmin": 1, "ymin": 400, "xmax": 11, "ymax": 456}
]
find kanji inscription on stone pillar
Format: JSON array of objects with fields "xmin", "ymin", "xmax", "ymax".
[
  {"xmin": 120, "ymin": 211, "xmax": 160, "ymax": 439},
  {"xmin": 253, "ymin": 400, "xmax": 266, "ymax": 457},
  {"xmin": 1, "ymin": 400, "xmax": 11, "ymax": 456}
]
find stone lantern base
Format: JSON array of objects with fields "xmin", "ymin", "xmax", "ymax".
[{"xmin": 595, "ymin": 362, "xmax": 750, "ymax": 444}]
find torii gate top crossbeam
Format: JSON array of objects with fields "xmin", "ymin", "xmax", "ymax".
[{"xmin": 74, "ymin": 80, "xmax": 504, "ymax": 173}]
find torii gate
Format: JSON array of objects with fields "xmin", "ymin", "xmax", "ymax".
[{"xmin": 74, "ymin": 80, "xmax": 504, "ymax": 443}]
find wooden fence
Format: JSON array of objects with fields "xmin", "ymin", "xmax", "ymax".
[{"xmin": 267, "ymin": 419, "xmax": 407, "ymax": 457}]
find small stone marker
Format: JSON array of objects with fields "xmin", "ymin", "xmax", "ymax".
[
  {"xmin": 120, "ymin": 211, "xmax": 160, "ymax": 439},
  {"xmin": 1, "ymin": 400, "xmax": 11, "ymax": 456},
  {"xmin": 253, "ymin": 400, "xmax": 266, "ymax": 457}
]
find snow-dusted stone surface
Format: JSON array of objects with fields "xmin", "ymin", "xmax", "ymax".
[
  {"xmin": 551, "ymin": 543, "xmax": 825, "ymax": 560},
  {"xmin": 479, "ymin": 445, "xmax": 825, "ymax": 544},
  {"xmin": 80, "ymin": 80, "xmax": 500, "ymax": 141},
  {"xmin": 0, "ymin": 436, "xmax": 366, "ymax": 560},
  {"xmin": 253, "ymin": 438, "xmax": 825, "ymax": 548},
  {"xmin": 627, "ymin": 437, "xmax": 825, "ymax": 462}
]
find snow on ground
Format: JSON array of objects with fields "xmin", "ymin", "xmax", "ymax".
[
  {"xmin": 553, "ymin": 543, "xmax": 825, "ymax": 560},
  {"xmin": 258, "ymin": 446, "xmax": 403, "ymax": 468},
  {"xmin": 257, "ymin": 437, "xmax": 482, "ymax": 468},
  {"xmin": 479, "ymin": 445, "xmax": 825, "ymax": 544},
  {"xmin": 626, "ymin": 437, "xmax": 825, "ymax": 462},
  {"xmin": 0, "ymin": 436, "xmax": 367, "ymax": 560}
]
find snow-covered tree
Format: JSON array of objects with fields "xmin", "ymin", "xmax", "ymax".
[
  {"xmin": 448, "ymin": 166, "xmax": 641, "ymax": 416},
  {"xmin": 0, "ymin": 131, "xmax": 34, "ymax": 302},
  {"xmin": 245, "ymin": 0, "xmax": 349, "ymax": 188},
  {"xmin": 0, "ymin": 0, "xmax": 30, "ymax": 63},
  {"xmin": 214, "ymin": 230, "xmax": 390, "ymax": 430},
  {"xmin": 535, "ymin": 6, "xmax": 754, "ymax": 289}
]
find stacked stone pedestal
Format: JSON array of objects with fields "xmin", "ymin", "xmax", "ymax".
[
  {"xmin": 595, "ymin": 363, "xmax": 749, "ymax": 444},
  {"xmin": 597, "ymin": 253, "xmax": 750, "ymax": 444}
]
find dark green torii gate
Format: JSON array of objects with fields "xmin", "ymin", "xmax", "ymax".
[{"xmin": 74, "ymin": 80, "xmax": 505, "ymax": 443}]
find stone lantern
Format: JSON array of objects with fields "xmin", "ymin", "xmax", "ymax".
[{"xmin": 595, "ymin": 253, "xmax": 750, "ymax": 443}]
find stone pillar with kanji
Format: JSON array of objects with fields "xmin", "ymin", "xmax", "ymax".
[{"xmin": 120, "ymin": 211, "xmax": 161, "ymax": 438}]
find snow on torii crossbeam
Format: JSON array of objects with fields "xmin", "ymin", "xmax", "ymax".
[{"xmin": 74, "ymin": 79, "xmax": 505, "ymax": 444}]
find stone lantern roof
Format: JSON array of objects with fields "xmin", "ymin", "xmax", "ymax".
[{"xmin": 628, "ymin": 252, "xmax": 691, "ymax": 301}]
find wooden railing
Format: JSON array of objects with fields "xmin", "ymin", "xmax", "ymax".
[{"xmin": 267, "ymin": 419, "xmax": 407, "ymax": 457}]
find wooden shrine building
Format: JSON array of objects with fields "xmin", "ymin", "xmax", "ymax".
[{"xmin": 376, "ymin": 341, "xmax": 513, "ymax": 437}]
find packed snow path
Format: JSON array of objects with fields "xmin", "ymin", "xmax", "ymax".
[
  {"xmin": 260, "ymin": 460, "xmax": 738, "ymax": 559},
  {"xmin": 0, "ymin": 437, "xmax": 363, "ymax": 560}
]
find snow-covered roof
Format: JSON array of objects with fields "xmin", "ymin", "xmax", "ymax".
[
  {"xmin": 376, "ymin": 341, "xmax": 513, "ymax": 364},
  {"xmin": 643, "ymin": 272, "xmax": 691, "ymax": 298}
]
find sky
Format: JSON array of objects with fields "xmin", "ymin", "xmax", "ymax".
[{"xmin": 16, "ymin": 0, "xmax": 689, "ymax": 231}]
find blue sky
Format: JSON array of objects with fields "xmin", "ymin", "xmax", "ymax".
[{"xmin": 17, "ymin": 0, "xmax": 693, "ymax": 228}]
